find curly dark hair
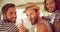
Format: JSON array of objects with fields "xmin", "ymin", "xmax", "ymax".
[{"xmin": 1, "ymin": 3, "xmax": 15, "ymax": 14}]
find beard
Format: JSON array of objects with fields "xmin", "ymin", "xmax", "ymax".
[
  {"xmin": 34, "ymin": 16, "xmax": 38, "ymax": 24},
  {"xmin": 5, "ymin": 17, "xmax": 16, "ymax": 23},
  {"xmin": 30, "ymin": 16, "xmax": 38, "ymax": 25}
]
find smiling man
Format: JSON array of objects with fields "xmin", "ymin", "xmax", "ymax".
[
  {"xmin": 0, "ymin": 3, "xmax": 19, "ymax": 32},
  {"xmin": 20, "ymin": 2, "xmax": 52, "ymax": 32}
]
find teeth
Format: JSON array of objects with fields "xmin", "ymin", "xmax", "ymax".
[
  {"xmin": 49, "ymin": 8, "xmax": 52, "ymax": 11},
  {"xmin": 49, "ymin": 8, "xmax": 53, "ymax": 12}
]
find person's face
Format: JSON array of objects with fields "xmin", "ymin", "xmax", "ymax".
[
  {"xmin": 5, "ymin": 7, "xmax": 17, "ymax": 23},
  {"xmin": 26, "ymin": 8, "xmax": 38, "ymax": 25},
  {"xmin": 46, "ymin": 0, "xmax": 56, "ymax": 12}
]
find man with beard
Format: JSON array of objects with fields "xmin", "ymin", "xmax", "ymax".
[
  {"xmin": 0, "ymin": 3, "xmax": 19, "ymax": 32},
  {"xmin": 20, "ymin": 2, "xmax": 52, "ymax": 32}
]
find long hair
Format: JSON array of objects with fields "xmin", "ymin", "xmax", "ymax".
[
  {"xmin": 56, "ymin": 0, "xmax": 60, "ymax": 9},
  {"xmin": 44, "ymin": 0, "xmax": 59, "ymax": 12}
]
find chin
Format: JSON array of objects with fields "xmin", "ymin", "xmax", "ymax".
[{"xmin": 11, "ymin": 20, "xmax": 16, "ymax": 23}]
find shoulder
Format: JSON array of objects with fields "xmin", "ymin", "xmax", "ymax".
[
  {"xmin": 36, "ymin": 23, "xmax": 48, "ymax": 32},
  {"xmin": 54, "ymin": 9, "xmax": 60, "ymax": 14},
  {"xmin": 7, "ymin": 23, "xmax": 19, "ymax": 32},
  {"xmin": 37, "ymin": 19, "xmax": 52, "ymax": 32},
  {"xmin": 0, "ymin": 21, "xmax": 6, "ymax": 25},
  {"xmin": 36, "ymin": 23, "xmax": 47, "ymax": 29},
  {"xmin": 39, "ymin": 19, "xmax": 49, "ymax": 25}
]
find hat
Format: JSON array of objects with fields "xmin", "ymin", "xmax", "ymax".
[{"xmin": 24, "ymin": 2, "xmax": 40, "ymax": 13}]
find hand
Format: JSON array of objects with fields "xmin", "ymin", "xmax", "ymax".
[{"xmin": 19, "ymin": 19, "xmax": 28, "ymax": 32}]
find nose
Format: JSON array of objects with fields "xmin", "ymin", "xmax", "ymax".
[
  {"xmin": 12, "ymin": 13, "xmax": 16, "ymax": 18},
  {"xmin": 28, "ymin": 15, "xmax": 32, "ymax": 20}
]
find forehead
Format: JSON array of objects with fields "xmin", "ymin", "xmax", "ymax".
[
  {"xmin": 26, "ymin": 8, "xmax": 36, "ymax": 13},
  {"xmin": 46, "ymin": 0, "xmax": 54, "ymax": 3},
  {"xmin": 7, "ymin": 7, "xmax": 16, "ymax": 12}
]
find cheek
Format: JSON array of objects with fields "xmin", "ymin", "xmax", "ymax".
[
  {"xmin": 51, "ymin": 3, "xmax": 55, "ymax": 8},
  {"xmin": 6, "ymin": 14, "xmax": 11, "ymax": 19},
  {"xmin": 32, "ymin": 14, "xmax": 37, "ymax": 19}
]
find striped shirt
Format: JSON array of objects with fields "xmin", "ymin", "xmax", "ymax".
[{"xmin": 0, "ymin": 21, "xmax": 19, "ymax": 32}]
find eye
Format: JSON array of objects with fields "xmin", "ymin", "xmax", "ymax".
[
  {"xmin": 50, "ymin": 2, "xmax": 53, "ymax": 4},
  {"xmin": 14, "ymin": 12, "xmax": 16, "ymax": 14},
  {"xmin": 26, "ymin": 14, "xmax": 28, "ymax": 16},
  {"xmin": 46, "ymin": 3, "xmax": 48, "ymax": 6},
  {"xmin": 9, "ymin": 12, "xmax": 13, "ymax": 15}
]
